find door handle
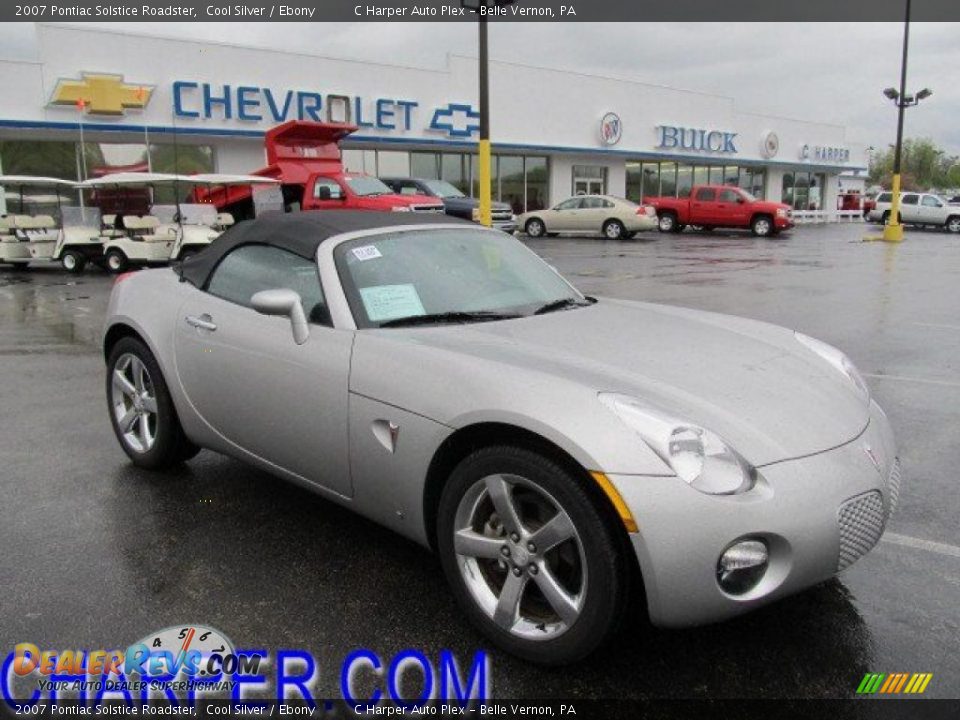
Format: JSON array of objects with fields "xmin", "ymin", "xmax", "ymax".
[{"xmin": 185, "ymin": 314, "xmax": 217, "ymax": 331}]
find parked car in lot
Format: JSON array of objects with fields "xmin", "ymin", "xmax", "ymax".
[
  {"xmin": 104, "ymin": 211, "xmax": 899, "ymax": 665},
  {"xmin": 517, "ymin": 195, "xmax": 657, "ymax": 239},
  {"xmin": 867, "ymin": 191, "xmax": 960, "ymax": 233},
  {"xmin": 380, "ymin": 177, "xmax": 517, "ymax": 233},
  {"xmin": 647, "ymin": 185, "xmax": 793, "ymax": 236}
]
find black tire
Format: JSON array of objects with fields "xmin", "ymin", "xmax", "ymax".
[
  {"xmin": 105, "ymin": 249, "xmax": 128, "ymax": 274},
  {"xmin": 525, "ymin": 218, "xmax": 546, "ymax": 238},
  {"xmin": 437, "ymin": 445, "xmax": 630, "ymax": 665},
  {"xmin": 106, "ymin": 336, "xmax": 199, "ymax": 469},
  {"xmin": 61, "ymin": 249, "xmax": 86, "ymax": 274},
  {"xmin": 751, "ymin": 214, "xmax": 774, "ymax": 237},
  {"xmin": 602, "ymin": 219, "xmax": 626, "ymax": 240},
  {"xmin": 946, "ymin": 216, "xmax": 960, "ymax": 234},
  {"xmin": 657, "ymin": 213, "xmax": 677, "ymax": 233}
]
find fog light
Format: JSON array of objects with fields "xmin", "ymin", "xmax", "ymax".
[{"xmin": 717, "ymin": 539, "xmax": 768, "ymax": 595}]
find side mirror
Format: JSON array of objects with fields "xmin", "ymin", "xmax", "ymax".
[
  {"xmin": 316, "ymin": 186, "xmax": 332, "ymax": 201},
  {"xmin": 250, "ymin": 288, "xmax": 309, "ymax": 345},
  {"xmin": 736, "ymin": 197, "xmax": 746, "ymax": 204}
]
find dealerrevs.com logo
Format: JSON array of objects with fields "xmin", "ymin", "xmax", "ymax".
[{"xmin": 2, "ymin": 624, "xmax": 490, "ymax": 707}]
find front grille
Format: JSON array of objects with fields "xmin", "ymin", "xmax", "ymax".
[
  {"xmin": 887, "ymin": 458, "xmax": 902, "ymax": 515},
  {"xmin": 837, "ymin": 490, "xmax": 885, "ymax": 571},
  {"xmin": 492, "ymin": 210, "xmax": 513, "ymax": 221},
  {"xmin": 411, "ymin": 204, "xmax": 445, "ymax": 214}
]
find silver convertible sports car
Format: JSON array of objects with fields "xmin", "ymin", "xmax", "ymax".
[{"xmin": 104, "ymin": 211, "xmax": 900, "ymax": 664}]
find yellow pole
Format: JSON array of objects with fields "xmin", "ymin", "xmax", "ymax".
[
  {"xmin": 883, "ymin": 174, "xmax": 904, "ymax": 242},
  {"xmin": 479, "ymin": 139, "xmax": 492, "ymax": 227}
]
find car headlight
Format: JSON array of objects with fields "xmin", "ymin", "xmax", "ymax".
[
  {"xmin": 794, "ymin": 332, "xmax": 869, "ymax": 401},
  {"xmin": 598, "ymin": 393, "xmax": 755, "ymax": 495},
  {"xmin": 391, "ymin": 206, "xmax": 412, "ymax": 212},
  {"xmin": 776, "ymin": 208, "xmax": 788, "ymax": 218}
]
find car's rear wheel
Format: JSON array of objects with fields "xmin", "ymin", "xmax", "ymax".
[
  {"xmin": 437, "ymin": 446, "xmax": 629, "ymax": 665},
  {"xmin": 105, "ymin": 249, "xmax": 128, "ymax": 274},
  {"xmin": 657, "ymin": 213, "xmax": 677, "ymax": 233},
  {"xmin": 602, "ymin": 219, "xmax": 626, "ymax": 239},
  {"xmin": 525, "ymin": 218, "xmax": 546, "ymax": 238},
  {"xmin": 107, "ymin": 336, "xmax": 199, "ymax": 469}
]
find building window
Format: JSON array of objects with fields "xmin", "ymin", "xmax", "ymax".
[
  {"xmin": 782, "ymin": 171, "xmax": 826, "ymax": 210},
  {"xmin": 405, "ymin": 151, "xmax": 547, "ymax": 213},
  {"xmin": 572, "ymin": 165, "xmax": 606, "ymax": 196}
]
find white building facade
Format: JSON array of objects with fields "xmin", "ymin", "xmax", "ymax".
[{"xmin": 0, "ymin": 24, "xmax": 867, "ymax": 216}]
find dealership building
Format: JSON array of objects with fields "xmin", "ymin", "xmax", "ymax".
[{"xmin": 1, "ymin": 24, "xmax": 867, "ymax": 217}]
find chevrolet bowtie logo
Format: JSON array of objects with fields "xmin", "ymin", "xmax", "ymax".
[
  {"xmin": 429, "ymin": 103, "xmax": 480, "ymax": 139},
  {"xmin": 50, "ymin": 73, "xmax": 153, "ymax": 116}
]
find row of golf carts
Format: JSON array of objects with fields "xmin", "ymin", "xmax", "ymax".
[{"xmin": 0, "ymin": 173, "xmax": 279, "ymax": 273}]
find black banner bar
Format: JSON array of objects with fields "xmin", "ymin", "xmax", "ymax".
[{"xmin": 3, "ymin": 0, "xmax": 960, "ymax": 22}]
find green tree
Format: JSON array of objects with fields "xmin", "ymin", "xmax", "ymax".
[{"xmin": 869, "ymin": 138, "xmax": 959, "ymax": 191}]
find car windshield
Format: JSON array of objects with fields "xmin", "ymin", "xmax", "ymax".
[
  {"xmin": 423, "ymin": 179, "xmax": 466, "ymax": 198},
  {"xmin": 345, "ymin": 176, "xmax": 393, "ymax": 197},
  {"xmin": 335, "ymin": 228, "xmax": 585, "ymax": 328}
]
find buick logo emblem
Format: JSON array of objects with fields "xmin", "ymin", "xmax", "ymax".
[{"xmin": 600, "ymin": 112, "xmax": 622, "ymax": 146}]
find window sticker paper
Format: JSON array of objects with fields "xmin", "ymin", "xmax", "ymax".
[{"xmin": 359, "ymin": 284, "xmax": 426, "ymax": 322}]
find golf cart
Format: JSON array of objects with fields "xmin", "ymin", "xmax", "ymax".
[
  {"xmin": 81, "ymin": 173, "xmax": 279, "ymax": 273},
  {"xmin": 0, "ymin": 175, "xmax": 102, "ymax": 272}
]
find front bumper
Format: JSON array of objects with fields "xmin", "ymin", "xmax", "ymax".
[
  {"xmin": 609, "ymin": 400, "xmax": 898, "ymax": 627},
  {"xmin": 492, "ymin": 221, "xmax": 518, "ymax": 234},
  {"xmin": 776, "ymin": 216, "xmax": 795, "ymax": 230}
]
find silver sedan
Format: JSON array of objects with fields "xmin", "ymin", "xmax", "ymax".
[{"xmin": 103, "ymin": 211, "xmax": 899, "ymax": 665}]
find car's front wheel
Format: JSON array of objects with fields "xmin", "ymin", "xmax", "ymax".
[
  {"xmin": 946, "ymin": 216, "xmax": 960, "ymax": 234},
  {"xmin": 61, "ymin": 249, "xmax": 86, "ymax": 274},
  {"xmin": 106, "ymin": 336, "xmax": 199, "ymax": 469},
  {"xmin": 105, "ymin": 249, "xmax": 128, "ymax": 274},
  {"xmin": 751, "ymin": 215, "xmax": 774, "ymax": 237},
  {"xmin": 437, "ymin": 446, "xmax": 629, "ymax": 665}
]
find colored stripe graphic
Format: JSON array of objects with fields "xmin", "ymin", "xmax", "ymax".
[{"xmin": 857, "ymin": 672, "xmax": 932, "ymax": 694}]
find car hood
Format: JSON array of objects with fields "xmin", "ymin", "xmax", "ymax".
[
  {"xmin": 442, "ymin": 196, "xmax": 512, "ymax": 212},
  {"xmin": 362, "ymin": 299, "xmax": 869, "ymax": 467}
]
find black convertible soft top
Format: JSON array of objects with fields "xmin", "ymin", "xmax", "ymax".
[{"xmin": 178, "ymin": 210, "xmax": 469, "ymax": 288}]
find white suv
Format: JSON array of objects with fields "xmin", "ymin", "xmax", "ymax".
[{"xmin": 868, "ymin": 191, "xmax": 960, "ymax": 233}]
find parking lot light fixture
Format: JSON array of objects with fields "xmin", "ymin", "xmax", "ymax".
[
  {"xmin": 881, "ymin": 0, "xmax": 932, "ymax": 244},
  {"xmin": 462, "ymin": 0, "xmax": 515, "ymax": 227}
]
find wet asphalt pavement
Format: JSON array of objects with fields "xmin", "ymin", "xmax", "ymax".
[{"xmin": 1, "ymin": 222, "xmax": 959, "ymax": 704}]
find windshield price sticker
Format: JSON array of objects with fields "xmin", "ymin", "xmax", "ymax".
[
  {"xmin": 360, "ymin": 284, "xmax": 426, "ymax": 322},
  {"xmin": 352, "ymin": 245, "xmax": 383, "ymax": 261}
]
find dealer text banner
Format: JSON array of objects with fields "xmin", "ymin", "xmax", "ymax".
[{"xmin": 4, "ymin": 0, "xmax": 960, "ymax": 22}]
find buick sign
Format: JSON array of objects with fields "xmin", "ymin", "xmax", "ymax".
[
  {"xmin": 600, "ymin": 112, "xmax": 622, "ymax": 146},
  {"xmin": 657, "ymin": 125, "xmax": 737, "ymax": 154}
]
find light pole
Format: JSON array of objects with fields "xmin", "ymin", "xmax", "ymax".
[
  {"xmin": 462, "ymin": 0, "xmax": 513, "ymax": 227},
  {"xmin": 881, "ymin": 0, "xmax": 932, "ymax": 242}
]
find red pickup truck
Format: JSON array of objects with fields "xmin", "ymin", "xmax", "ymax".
[
  {"xmin": 195, "ymin": 121, "xmax": 444, "ymax": 217},
  {"xmin": 646, "ymin": 185, "xmax": 793, "ymax": 237}
]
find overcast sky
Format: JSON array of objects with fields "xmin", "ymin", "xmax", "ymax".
[{"xmin": 2, "ymin": 22, "xmax": 958, "ymax": 156}]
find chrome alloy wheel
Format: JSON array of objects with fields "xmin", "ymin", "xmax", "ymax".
[
  {"xmin": 453, "ymin": 473, "xmax": 587, "ymax": 640},
  {"xmin": 110, "ymin": 353, "xmax": 158, "ymax": 454}
]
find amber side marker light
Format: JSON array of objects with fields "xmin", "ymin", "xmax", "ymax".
[{"xmin": 590, "ymin": 471, "xmax": 639, "ymax": 533}]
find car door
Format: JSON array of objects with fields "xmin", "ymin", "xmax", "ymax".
[
  {"xmin": 920, "ymin": 194, "xmax": 944, "ymax": 225},
  {"xmin": 577, "ymin": 196, "xmax": 609, "ymax": 231},
  {"xmin": 717, "ymin": 188, "xmax": 748, "ymax": 226},
  {"xmin": 899, "ymin": 194, "xmax": 920, "ymax": 224},
  {"xmin": 548, "ymin": 197, "xmax": 584, "ymax": 231},
  {"xmin": 309, "ymin": 176, "xmax": 349, "ymax": 210},
  {"xmin": 173, "ymin": 244, "xmax": 354, "ymax": 497},
  {"xmin": 690, "ymin": 187, "xmax": 718, "ymax": 224}
]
